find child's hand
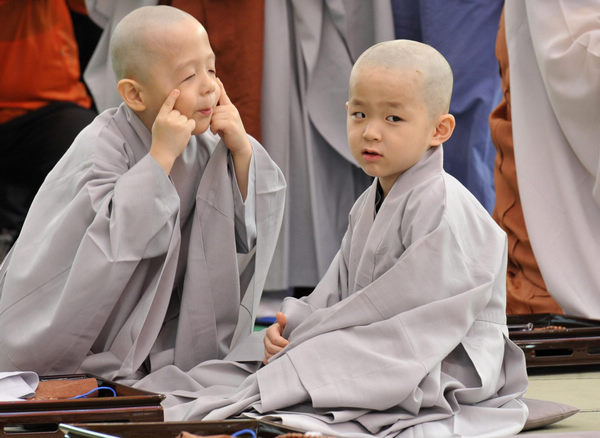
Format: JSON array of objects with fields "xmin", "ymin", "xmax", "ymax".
[
  {"xmin": 210, "ymin": 78, "xmax": 252, "ymax": 158},
  {"xmin": 150, "ymin": 89, "xmax": 196, "ymax": 174},
  {"xmin": 263, "ymin": 312, "xmax": 289, "ymax": 364}
]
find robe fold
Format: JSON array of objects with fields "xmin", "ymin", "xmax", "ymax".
[
  {"xmin": 261, "ymin": 0, "xmax": 395, "ymax": 289},
  {"xmin": 505, "ymin": 0, "xmax": 600, "ymax": 318},
  {"xmin": 0, "ymin": 103, "xmax": 286, "ymax": 382},
  {"xmin": 143, "ymin": 146, "xmax": 528, "ymax": 438},
  {"xmin": 490, "ymin": 10, "xmax": 562, "ymax": 314}
]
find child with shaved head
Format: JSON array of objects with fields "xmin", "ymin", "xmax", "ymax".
[
  {"xmin": 172, "ymin": 39, "xmax": 529, "ymax": 436},
  {"xmin": 0, "ymin": 5, "xmax": 285, "ymax": 382}
]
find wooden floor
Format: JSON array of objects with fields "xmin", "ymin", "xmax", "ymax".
[{"xmin": 520, "ymin": 366, "xmax": 600, "ymax": 434}]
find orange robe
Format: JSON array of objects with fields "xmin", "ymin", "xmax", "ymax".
[
  {"xmin": 0, "ymin": 0, "xmax": 91, "ymax": 124},
  {"xmin": 490, "ymin": 11, "xmax": 562, "ymax": 314}
]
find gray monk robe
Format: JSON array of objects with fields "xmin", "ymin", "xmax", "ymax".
[
  {"xmin": 146, "ymin": 146, "xmax": 528, "ymax": 438},
  {"xmin": 0, "ymin": 104, "xmax": 285, "ymax": 381}
]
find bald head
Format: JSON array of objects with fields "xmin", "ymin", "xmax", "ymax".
[
  {"xmin": 110, "ymin": 6, "xmax": 200, "ymax": 82},
  {"xmin": 350, "ymin": 40, "xmax": 453, "ymax": 118}
]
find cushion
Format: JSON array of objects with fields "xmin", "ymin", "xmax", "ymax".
[{"xmin": 522, "ymin": 397, "xmax": 580, "ymax": 431}]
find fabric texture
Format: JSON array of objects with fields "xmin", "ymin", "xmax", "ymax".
[
  {"xmin": 0, "ymin": 0, "xmax": 92, "ymax": 123},
  {"xmin": 521, "ymin": 398, "xmax": 579, "ymax": 431},
  {"xmin": 261, "ymin": 0, "xmax": 395, "ymax": 290},
  {"xmin": 0, "ymin": 103, "xmax": 285, "ymax": 383},
  {"xmin": 490, "ymin": 10, "xmax": 562, "ymax": 314},
  {"xmin": 505, "ymin": 0, "xmax": 600, "ymax": 318},
  {"xmin": 133, "ymin": 146, "xmax": 529, "ymax": 438},
  {"xmin": 391, "ymin": 0, "xmax": 503, "ymax": 213}
]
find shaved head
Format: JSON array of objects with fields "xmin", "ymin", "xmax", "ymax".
[
  {"xmin": 350, "ymin": 40, "xmax": 453, "ymax": 118},
  {"xmin": 110, "ymin": 6, "xmax": 200, "ymax": 83}
]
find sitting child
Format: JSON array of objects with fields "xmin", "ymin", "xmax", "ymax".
[
  {"xmin": 157, "ymin": 39, "xmax": 528, "ymax": 437},
  {"xmin": 0, "ymin": 6, "xmax": 285, "ymax": 382}
]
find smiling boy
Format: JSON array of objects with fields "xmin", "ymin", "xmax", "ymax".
[{"xmin": 0, "ymin": 6, "xmax": 285, "ymax": 382}]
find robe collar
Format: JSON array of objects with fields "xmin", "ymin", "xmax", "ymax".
[
  {"xmin": 350, "ymin": 146, "xmax": 444, "ymax": 291},
  {"xmin": 122, "ymin": 104, "xmax": 152, "ymax": 155}
]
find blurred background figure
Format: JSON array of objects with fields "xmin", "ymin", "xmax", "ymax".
[
  {"xmin": 502, "ymin": 0, "xmax": 600, "ymax": 318},
  {"xmin": 490, "ymin": 10, "xmax": 563, "ymax": 315},
  {"xmin": 0, "ymin": 0, "xmax": 99, "ymax": 260},
  {"xmin": 260, "ymin": 0, "xmax": 395, "ymax": 296},
  {"xmin": 391, "ymin": 0, "xmax": 503, "ymax": 213}
]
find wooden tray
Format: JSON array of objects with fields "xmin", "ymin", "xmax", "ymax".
[
  {"xmin": 507, "ymin": 313, "xmax": 600, "ymax": 368},
  {"xmin": 0, "ymin": 374, "xmax": 164, "ymax": 438},
  {"xmin": 59, "ymin": 419, "xmax": 307, "ymax": 438}
]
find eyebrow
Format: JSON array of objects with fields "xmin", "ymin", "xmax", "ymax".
[{"xmin": 349, "ymin": 98, "xmax": 405, "ymax": 109}]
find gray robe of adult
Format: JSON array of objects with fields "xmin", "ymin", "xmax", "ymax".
[
  {"xmin": 0, "ymin": 104, "xmax": 285, "ymax": 381},
  {"xmin": 136, "ymin": 146, "xmax": 528, "ymax": 438},
  {"xmin": 262, "ymin": 0, "xmax": 395, "ymax": 289}
]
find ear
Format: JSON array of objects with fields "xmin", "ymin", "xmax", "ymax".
[
  {"xmin": 345, "ymin": 101, "xmax": 349, "ymax": 111},
  {"xmin": 117, "ymin": 79, "xmax": 146, "ymax": 112},
  {"xmin": 430, "ymin": 114, "xmax": 455, "ymax": 146}
]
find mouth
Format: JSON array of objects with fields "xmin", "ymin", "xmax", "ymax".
[
  {"xmin": 196, "ymin": 107, "xmax": 213, "ymax": 117},
  {"xmin": 362, "ymin": 148, "xmax": 382, "ymax": 161}
]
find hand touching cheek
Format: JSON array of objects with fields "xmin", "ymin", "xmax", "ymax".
[
  {"xmin": 210, "ymin": 78, "xmax": 252, "ymax": 157},
  {"xmin": 211, "ymin": 78, "xmax": 252, "ymax": 199},
  {"xmin": 150, "ymin": 89, "xmax": 196, "ymax": 174}
]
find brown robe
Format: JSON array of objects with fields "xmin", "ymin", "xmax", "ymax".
[{"xmin": 490, "ymin": 11, "xmax": 562, "ymax": 314}]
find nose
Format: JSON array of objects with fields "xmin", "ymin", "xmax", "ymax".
[
  {"xmin": 362, "ymin": 121, "xmax": 382, "ymax": 142},
  {"xmin": 198, "ymin": 72, "xmax": 216, "ymax": 96}
]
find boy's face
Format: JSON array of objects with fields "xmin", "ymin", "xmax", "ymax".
[
  {"xmin": 346, "ymin": 65, "xmax": 439, "ymax": 194},
  {"xmin": 142, "ymin": 19, "xmax": 219, "ymax": 135}
]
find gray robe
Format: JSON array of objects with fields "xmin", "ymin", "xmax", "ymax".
[
  {"xmin": 261, "ymin": 0, "xmax": 395, "ymax": 289},
  {"xmin": 139, "ymin": 146, "xmax": 529, "ymax": 438},
  {"xmin": 0, "ymin": 104, "xmax": 285, "ymax": 382}
]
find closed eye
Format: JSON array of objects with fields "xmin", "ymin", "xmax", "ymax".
[
  {"xmin": 386, "ymin": 115, "xmax": 402, "ymax": 122},
  {"xmin": 183, "ymin": 73, "xmax": 196, "ymax": 82}
]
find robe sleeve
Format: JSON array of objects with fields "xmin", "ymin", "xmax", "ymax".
[
  {"xmin": 0, "ymin": 130, "xmax": 181, "ymax": 373},
  {"xmin": 256, "ymin": 216, "xmax": 508, "ymax": 413},
  {"xmin": 279, "ymin": 217, "xmax": 353, "ymax": 336},
  {"xmin": 229, "ymin": 149, "xmax": 256, "ymax": 253},
  {"xmin": 524, "ymin": 0, "xmax": 600, "ymax": 204}
]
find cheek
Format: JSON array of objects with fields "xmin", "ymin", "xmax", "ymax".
[
  {"xmin": 173, "ymin": 93, "xmax": 195, "ymax": 116},
  {"xmin": 213, "ymin": 83, "xmax": 221, "ymax": 106}
]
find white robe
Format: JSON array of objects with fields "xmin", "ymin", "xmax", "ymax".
[
  {"xmin": 505, "ymin": 0, "xmax": 600, "ymax": 318},
  {"xmin": 138, "ymin": 147, "xmax": 528, "ymax": 438},
  {"xmin": 0, "ymin": 104, "xmax": 285, "ymax": 382}
]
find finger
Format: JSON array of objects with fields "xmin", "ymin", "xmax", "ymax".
[
  {"xmin": 272, "ymin": 334, "xmax": 289, "ymax": 348},
  {"xmin": 263, "ymin": 353, "xmax": 271, "ymax": 365},
  {"xmin": 185, "ymin": 118, "xmax": 196, "ymax": 132},
  {"xmin": 216, "ymin": 78, "xmax": 232, "ymax": 105},
  {"xmin": 159, "ymin": 89, "xmax": 180, "ymax": 115},
  {"xmin": 275, "ymin": 312, "xmax": 287, "ymax": 332},
  {"xmin": 265, "ymin": 341, "xmax": 280, "ymax": 356}
]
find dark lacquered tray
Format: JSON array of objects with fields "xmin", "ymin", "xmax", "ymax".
[
  {"xmin": 0, "ymin": 374, "xmax": 164, "ymax": 438},
  {"xmin": 59, "ymin": 419, "xmax": 307, "ymax": 438},
  {"xmin": 507, "ymin": 313, "xmax": 600, "ymax": 368}
]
